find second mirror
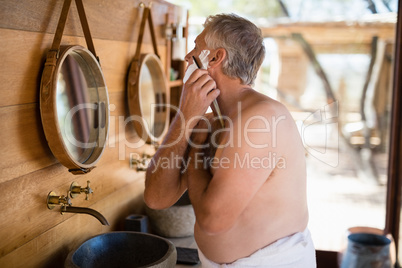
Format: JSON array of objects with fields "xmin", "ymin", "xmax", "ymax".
[{"xmin": 127, "ymin": 53, "xmax": 169, "ymax": 144}]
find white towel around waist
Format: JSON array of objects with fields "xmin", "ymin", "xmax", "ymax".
[{"xmin": 198, "ymin": 228, "xmax": 316, "ymax": 268}]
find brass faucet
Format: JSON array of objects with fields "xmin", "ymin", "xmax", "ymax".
[
  {"xmin": 47, "ymin": 191, "xmax": 72, "ymax": 209},
  {"xmin": 130, "ymin": 153, "xmax": 152, "ymax": 171},
  {"xmin": 70, "ymin": 181, "xmax": 93, "ymax": 200},
  {"xmin": 61, "ymin": 205, "xmax": 109, "ymax": 225},
  {"xmin": 46, "ymin": 191, "xmax": 109, "ymax": 226}
]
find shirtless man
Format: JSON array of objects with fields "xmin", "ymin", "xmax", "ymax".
[{"xmin": 144, "ymin": 14, "xmax": 316, "ymax": 267}]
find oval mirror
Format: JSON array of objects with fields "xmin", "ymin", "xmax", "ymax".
[
  {"xmin": 40, "ymin": 45, "xmax": 109, "ymax": 174},
  {"xmin": 127, "ymin": 53, "xmax": 169, "ymax": 144}
]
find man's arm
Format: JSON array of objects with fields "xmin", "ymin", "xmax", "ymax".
[
  {"xmin": 144, "ymin": 113, "xmax": 190, "ymax": 209},
  {"xmin": 144, "ymin": 69, "xmax": 220, "ymax": 209}
]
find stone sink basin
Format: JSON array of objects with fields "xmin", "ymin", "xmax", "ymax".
[{"xmin": 65, "ymin": 231, "xmax": 176, "ymax": 268}]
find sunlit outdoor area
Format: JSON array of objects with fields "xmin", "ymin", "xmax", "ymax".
[{"xmin": 167, "ymin": 0, "xmax": 397, "ymax": 255}]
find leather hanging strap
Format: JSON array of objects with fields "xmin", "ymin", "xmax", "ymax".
[
  {"xmin": 133, "ymin": 6, "xmax": 160, "ymax": 62},
  {"xmin": 128, "ymin": 6, "xmax": 160, "ymax": 87},
  {"xmin": 75, "ymin": 0, "xmax": 98, "ymax": 61},
  {"xmin": 47, "ymin": 0, "xmax": 99, "ymax": 65},
  {"xmin": 41, "ymin": 0, "xmax": 73, "ymax": 96},
  {"xmin": 46, "ymin": 0, "xmax": 72, "ymax": 67},
  {"xmin": 69, "ymin": 167, "xmax": 95, "ymax": 175}
]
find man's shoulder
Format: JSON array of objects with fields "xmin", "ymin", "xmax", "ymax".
[{"xmin": 240, "ymin": 92, "xmax": 290, "ymax": 122}]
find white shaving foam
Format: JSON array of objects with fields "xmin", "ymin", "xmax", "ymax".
[
  {"xmin": 198, "ymin": 50, "xmax": 210, "ymax": 70},
  {"xmin": 182, "ymin": 50, "xmax": 210, "ymax": 84}
]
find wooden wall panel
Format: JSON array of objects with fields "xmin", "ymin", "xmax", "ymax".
[
  {"xmin": 0, "ymin": 103, "xmax": 56, "ymax": 183},
  {"xmin": 0, "ymin": 28, "xmax": 46, "ymax": 106},
  {"xmin": 0, "ymin": 89, "xmax": 158, "ymax": 183},
  {"xmin": 0, "ymin": 28, "xmax": 167, "ymax": 107},
  {"xmin": 0, "ymin": 0, "xmax": 178, "ymax": 43},
  {"xmin": 0, "ymin": 0, "xmax": 180, "ymax": 266}
]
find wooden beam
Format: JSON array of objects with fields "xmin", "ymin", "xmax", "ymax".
[
  {"xmin": 261, "ymin": 20, "xmax": 396, "ymax": 46},
  {"xmin": 292, "ymin": 33, "xmax": 336, "ymax": 104}
]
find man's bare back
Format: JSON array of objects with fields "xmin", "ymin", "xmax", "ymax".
[{"xmin": 193, "ymin": 90, "xmax": 308, "ymax": 264}]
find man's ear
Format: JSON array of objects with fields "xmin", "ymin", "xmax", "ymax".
[{"xmin": 208, "ymin": 48, "xmax": 226, "ymax": 69}]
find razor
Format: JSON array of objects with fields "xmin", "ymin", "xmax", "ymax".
[{"xmin": 192, "ymin": 55, "xmax": 224, "ymax": 128}]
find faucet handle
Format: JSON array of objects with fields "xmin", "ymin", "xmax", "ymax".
[
  {"xmin": 47, "ymin": 191, "xmax": 72, "ymax": 210},
  {"xmin": 69, "ymin": 181, "xmax": 93, "ymax": 200},
  {"xmin": 84, "ymin": 181, "xmax": 93, "ymax": 200}
]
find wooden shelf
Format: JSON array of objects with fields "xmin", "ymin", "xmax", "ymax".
[{"xmin": 169, "ymin": 80, "xmax": 183, "ymax": 87}]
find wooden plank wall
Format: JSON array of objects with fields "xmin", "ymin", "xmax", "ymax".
[{"xmin": 0, "ymin": 0, "xmax": 182, "ymax": 267}]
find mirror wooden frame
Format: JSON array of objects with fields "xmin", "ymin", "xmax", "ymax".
[
  {"xmin": 40, "ymin": 45, "xmax": 109, "ymax": 174},
  {"xmin": 39, "ymin": 0, "xmax": 109, "ymax": 174},
  {"xmin": 126, "ymin": 6, "xmax": 170, "ymax": 145},
  {"xmin": 127, "ymin": 53, "xmax": 169, "ymax": 144}
]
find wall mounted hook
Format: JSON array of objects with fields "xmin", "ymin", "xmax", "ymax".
[{"xmin": 139, "ymin": 2, "xmax": 152, "ymax": 8}]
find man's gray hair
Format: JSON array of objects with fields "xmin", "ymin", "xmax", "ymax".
[{"xmin": 203, "ymin": 14, "xmax": 265, "ymax": 86}]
